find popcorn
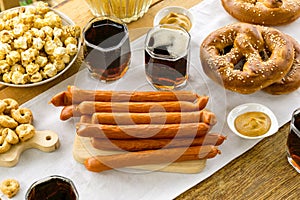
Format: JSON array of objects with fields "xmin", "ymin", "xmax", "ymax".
[
  {"xmin": 53, "ymin": 46, "xmax": 66, "ymax": 58},
  {"xmin": 25, "ymin": 63, "xmax": 39, "ymax": 75},
  {"xmin": 6, "ymin": 51, "xmax": 20, "ymax": 65},
  {"xmin": 0, "ymin": 3, "xmax": 80, "ymax": 85},
  {"xmin": 43, "ymin": 63, "xmax": 57, "ymax": 77},
  {"xmin": 0, "ymin": 30, "xmax": 13, "ymax": 43}
]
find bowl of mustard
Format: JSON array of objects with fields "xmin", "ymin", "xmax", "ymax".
[
  {"xmin": 153, "ymin": 6, "xmax": 194, "ymax": 32},
  {"xmin": 227, "ymin": 103, "xmax": 279, "ymax": 139}
]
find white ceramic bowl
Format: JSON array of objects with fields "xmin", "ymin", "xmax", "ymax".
[
  {"xmin": 153, "ymin": 6, "xmax": 194, "ymax": 31},
  {"xmin": 0, "ymin": 6, "xmax": 81, "ymax": 88},
  {"xmin": 227, "ymin": 103, "xmax": 279, "ymax": 140}
]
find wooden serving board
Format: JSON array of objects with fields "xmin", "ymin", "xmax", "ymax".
[
  {"xmin": 0, "ymin": 130, "xmax": 59, "ymax": 167},
  {"xmin": 73, "ymin": 135, "xmax": 206, "ymax": 173}
]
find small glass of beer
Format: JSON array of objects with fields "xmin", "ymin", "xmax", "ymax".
[
  {"xmin": 83, "ymin": 16, "xmax": 131, "ymax": 82},
  {"xmin": 287, "ymin": 108, "xmax": 300, "ymax": 173},
  {"xmin": 144, "ymin": 24, "xmax": 191, "ymax": 90}
]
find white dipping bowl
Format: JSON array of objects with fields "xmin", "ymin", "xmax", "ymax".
[
  {"xmin": 153, "ymin": 6, "xmax": 194, "ymax": 31},
  {"xmin": 227, "ymin": 103, "xmax": 279, "ymax": 140}
]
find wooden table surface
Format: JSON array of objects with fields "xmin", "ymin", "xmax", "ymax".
[{"xmin": 1, "ymin": 0, "xmax": 299, "ymax": 199}]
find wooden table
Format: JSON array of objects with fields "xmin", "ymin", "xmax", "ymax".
[{"xmin": 1, "ymin": 0, "xmax": 299, "ymax": 199}]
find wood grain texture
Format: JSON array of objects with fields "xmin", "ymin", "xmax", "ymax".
[{"xmin": 175, "ymin": 123, "xmax": 300, "ymax": 199}]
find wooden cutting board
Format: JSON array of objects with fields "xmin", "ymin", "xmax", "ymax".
[
  {"xmin": 0, "ymin": 130, "xmax": 59, "ymax": 167},
  {"xmin": 73, "ymin": 135, "xmax": 206, "ymax": 173}
]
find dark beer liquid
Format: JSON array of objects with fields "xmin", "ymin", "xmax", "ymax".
[
  {"xmin": 145, "ymin": 48, "xmax": 188, "ymax": 89},
  {"xmin": 287, "ymin": 111, "xmax": 300, "ymax": 168},
  {"xmin": 83, "ymin": 19, "xmax": 131, "ymax": 81},
  {"xmin": 27, "ymin": 178, "xmax": 77, "ymax": 200}
]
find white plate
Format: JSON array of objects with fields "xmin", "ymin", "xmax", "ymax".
[
  {"xmin": 0, "ymin": 6, "xmax": 81, "ymax": 88},
  {"xmin": 153, "ymin": 6, "xmax": 194, "ymax": 31},
  {"xmin": 227, "ymin": 103, "xmax": 279, "ymax": 139}
]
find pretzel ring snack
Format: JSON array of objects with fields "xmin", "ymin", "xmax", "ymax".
[
  {"xmin": 0, "ymin": 115, "xmax": 18, "ymax": 129},
  {"xmin": 15, "ymin": 124, "xmax": 35, "ymax": 142},
  {"xmin": 3, "ymin": 128, "xmax": 19, "ymax": 144},
  {"xmin": 221, "ymin": 0, "xmax": 300, "ymax": 25},
  {"xmin": 263, "ymin": 35, "xmax": 300, "ymax": 94},
  {"xmin": 0, "ymin": 140, "xmax": 11, "ymax": 153},
  {"xmin": 0, "ymin": 100, "xmax": 6, "ymax": 113},
  {"xmin": 11, "ymin": 108, "xmax": 33, "ymax": 124},
  {"xmin": 2, "ymin": 98, "xmax": 19, "ymax": 114},
  {"xmin": 200, "ymin": 23, "xmax": 294, "ymax": 94},
  {"xmin": 0, "ymin": 179, "xmax": 20, "ymax": 198}
]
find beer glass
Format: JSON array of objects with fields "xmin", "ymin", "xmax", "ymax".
[
  {"xmin": 144, "ymin": 24, "xmax": 191, "ymax": 90},
  {"xmin": 83, "ymin": 16, "xmax": 131, "ymax": 82},
  {"xmin": 287, "ymin": 108, "xmax": 300, "ymax": 173}
]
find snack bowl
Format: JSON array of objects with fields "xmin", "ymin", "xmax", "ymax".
[
  {"xmin": 153, "ymin": 6, "xmax": 194, "ymax": 32},
  {"xmin": 0, "ymin": 6, "xmax": 81, "ymax": 88},
  {"xmin": 227, "ymin": 103, "xmax": 279, "ymax": 140}
]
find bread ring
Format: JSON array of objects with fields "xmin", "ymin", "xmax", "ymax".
[
  {"xmin": 15, "ymin": 124, "xmax": 35, "ymax": 142},
  {"xmin": 2, "ymin": 98, "xmax": 19, "ymax": 114},
  {"xmin": 11, "ymin": 108, "xmax": 33, "ymax": 124},
  {"xmin": 0, "ymin": 115, "xmax": 18, "ymax": 129},
  {"xmin": 0, "ymin": 128, "xmax": 7, "ymax": 144},
  {"xmin": 3, "ymin": 128, "xmax": 19, "ymax": 144},
  {"xmin": 200, "ymin": 23, "xmax": 294, "ymax": 94},
  {"xmin": 0, "ymin": 179, "xmax": 20, "ymax": 198},
  {"xmin": 263, "ymin": 35, "xmax": 300, "ymax": 94},
  {"xmin": 0, "ymin": 100, "xmax": 6, "ymax": 113},
  {"xmin": 221, "ymin": 0, "xmax": 300, "ymax": 25},
  {"xmin": 0, "ymin": 140, "xmax": 11, "ymax": 153}
]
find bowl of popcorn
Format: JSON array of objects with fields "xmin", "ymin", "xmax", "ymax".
[{"xmin": 0, "ymin": 2, "xmax": 81, "ymax": 87}]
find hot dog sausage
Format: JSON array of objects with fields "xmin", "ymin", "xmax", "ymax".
[
  {"xmin": 91, "ymin": 110, "xmax": 217, "ymax": 125},
  {"xmin": 60, "ymin": 97, "xmax": 208, "ymax": 120},
  {"xmin": 91, "ymin": 133, "xmax": 226, "ymax": 151},
  {"xmin": 84, "ymin": 145, "xmax": 221, "ymax": 172},
  {"xmin": 50, "ymin": 85, "xmax": 201, "ymax": 106},
  {"xmin": 76, "ymin": 122, "xmax": 211, "ymax": 139}
]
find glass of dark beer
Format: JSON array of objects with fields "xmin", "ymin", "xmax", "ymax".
[
  {"xmin": 83, "ymin": 16, "xmax": 131, "ymax": 82},
  {"xmin": 287, "ymin": 108, "xmax": 300, "ymax": 173},
  {"xmin": 144, "ymin": 24, "xmax": 191, "ymax": 90},
  {"xmin": 26, "ymin": 175, "xmax": 79, "ymax": 200}
]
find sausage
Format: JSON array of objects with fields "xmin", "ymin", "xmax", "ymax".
[
  {"xmin": 91, "ymin": 133, "xmax": 226, "ymax": 151},
  {"xmin": 91, "ymin": 110, "xmax": 217, "ymax": 125},
  {"xmin": 60, "ymin": 97, "xmax": 208, "ymax": 120},
  {"xmin": 84, "ymin": 145, "xmax": 221, "ymax": 172},
  {"xmin": 76, "ymin": 122, "xmax": 211, "ymax": 139},
  {"xmin": 50, "ymin": 85, "xmax": 201, "ymax": 106}
]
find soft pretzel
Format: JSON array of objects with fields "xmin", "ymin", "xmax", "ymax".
[
  {"xmin": 11, "ymin": 108, "xmax": 33, "ymax": 124},
  {"xmin": 221, "ymin": 0, "xmax": 300, "ymax": 25},
  {"xmin": 0, "ymin": 179, "xmax": 20, "ymax": 198},
  {"xmin": 15, "ymin": 124, "xmax": 35, "ymax": 142},
  {"xmin": 200, "ymin": 22, "xmax": 294, "ymax": 94},
  {"xmin": 263, "ymin": 35, "xmax": 300, "ymax": 94}
]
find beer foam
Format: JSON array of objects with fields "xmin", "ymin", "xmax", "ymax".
[{"xmin": 147, "ymin": 28, "xmax": 189, "ymax": 58}]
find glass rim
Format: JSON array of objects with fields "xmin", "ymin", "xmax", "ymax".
[
  {"xmin": 83, "ymin": 16, "xmax": 129, "ymax": 51},
  {"xmin": 291, "ymin": 108, "xmax": 300, "ymax": 137},
  {"xmin": 145, "ymin": 24, "xmax": 191, "ymax": 61}
]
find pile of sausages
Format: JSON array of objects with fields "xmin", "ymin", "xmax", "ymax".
[{"xmin": 50, "ymin": 86, "xmax": 226, "ymax": 173}]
